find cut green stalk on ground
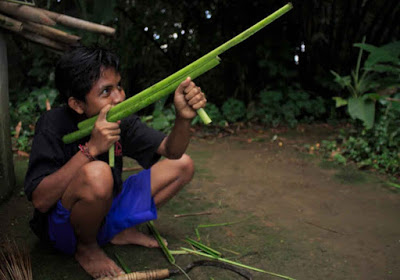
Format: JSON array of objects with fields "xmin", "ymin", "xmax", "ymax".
[
  {"xmin": 147, "ymin": 221, "xmax": 175, "ymax": 264},
  {"xmin": 114, "ymin": 253, "xmax": 132, "ymax": 273},
  {"xmin": 181, "ymin": 247, "xmax": 296, "ymax": 280},
  {"xmin": 185, "ymin": 237, "xmax": 222, "ymax": 257}
]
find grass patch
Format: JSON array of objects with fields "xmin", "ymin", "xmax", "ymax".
[{"xmin": 333, "ymin": 166, "xmax": 367, "ymax": 184}]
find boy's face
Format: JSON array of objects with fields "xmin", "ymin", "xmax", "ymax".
[{"xmin": 75, "ymin": 67, "xmax": 126, "ymax": 118}]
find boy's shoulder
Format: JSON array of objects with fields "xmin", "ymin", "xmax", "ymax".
[{"xmin": 36, "ymin": 106, "xmax": 78, "ymax": 137}]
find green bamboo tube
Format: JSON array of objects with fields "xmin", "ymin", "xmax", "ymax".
[
  {"xmin": 77, "ymin": 56, "xmax": 218, "ymax": 130},
  {"xmin": 108, "ymin": 58, "xmax": 220, "ymax": 123},
  {"xmin": 62, "ymin": 57, "xmax": 220, "ymax": 144},
  {"xmin": 77, "ymin": 2, "xmax": 292, "ymax": 131},
  {"xmin": 109, "ymin": 144, "xmax": 115, "ymax": 167}
]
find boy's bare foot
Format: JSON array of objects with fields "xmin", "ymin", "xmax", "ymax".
[
  {"xmin": 111, "ymin": 227, "xmax": 168, "ymax": 247},
  {"xmin": 75, "ymin": 243, "xmax": 124, "ymax": 279}
]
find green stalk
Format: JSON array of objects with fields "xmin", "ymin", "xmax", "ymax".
[
  {"xmin": 64, "ymin": 3, "xmax": 293, "ymax": 144},
  {"xmin": 185, "ymin": 237, "xmax": 222, "ymax": 257},
  {"xmin": 63, "ymin": 57, "xmax": 220, "ymax": 144},
  {"xmin": 147, "ymin": 221, "xmax": 175, "ymax": 264},
  {"xmin": 108, "ymin": 57, "xmax": 220, "ymax": 123},
  {"xmin": 109, "ymin": 144, "xmax": 115, "ymax": 167},
  {"xmin": 181, "ymin": 247, "xmax": 296, "ymax": 280},
  {"xmin": 114, "ymin": 253, "xmax": 132, "ymax": 273},
  {"xmin": 78, "ymin": 56, "xmax": 218, "ymax": 130}
]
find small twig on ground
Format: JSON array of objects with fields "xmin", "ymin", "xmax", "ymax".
[
  {"xmin": 122, "ymin": 166, "xmax": 142, "ymax": 172},
  {"xmin": 304, "ymin": 220, "xmax": 344, "ymax": 235},
  {"xmin": 174, "ymin": 211, "xmax": 213, "ymax": 218}
]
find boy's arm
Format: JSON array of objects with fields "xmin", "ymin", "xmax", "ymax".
[
  {"xmin": 32, "ymin": 105, "xmax": 120, "ymax": 213},
  {"xmin": 157, "ymin": 77, "xmax": 206, "ymax": 159}
]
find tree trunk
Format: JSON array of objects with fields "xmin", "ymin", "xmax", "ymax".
[{"xmin": 0, "ymin": 32, "xmax": 15, "ymax": 202}]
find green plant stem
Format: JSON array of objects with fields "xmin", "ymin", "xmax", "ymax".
[
  {"xmin": 109, "ymin": 144, "xmax": 115, "ymax": 167},
  {"xmin": 64, "ymin": 3, "xmax": 293, "ymax": 144},
  {"xmin": 185, "ymin": 237, "xmax": 222, "ymax": 257},
  {"xmin": 77, "ymin": 56, "xmax": 219, "ymax": 130},
  {"xmin": 114, "ymin": 253, "xmax": 132, "ymax": 273},
  {"xmin": 181, "ymin": 247, "xmax": 296, "ymax": 280},
  {"xmin": 147, "ymin": 221, "xmax": 175, "ymax": 264},
  {"xmin": 63, "ymin": 57, "xmax": 220, "ymax": 144}
]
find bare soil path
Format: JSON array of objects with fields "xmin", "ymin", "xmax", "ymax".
[{"xmin": 1, "ymin": 125, "xmax": 399, "ymax": 280}]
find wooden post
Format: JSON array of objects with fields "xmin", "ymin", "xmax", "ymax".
[{"xmin": 0, "ymin": 32, "xmax": 15, "ymax": 201}]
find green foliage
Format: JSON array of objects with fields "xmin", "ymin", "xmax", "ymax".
[
  {"xmin": 321, "ymin": 98, "xmax": 400, "ymax": 176},
  {"xmin": 191, "ymin": 103, "xmax": 226, "ymax": 126},
  {"xmin": 342, "ymin": 100, "xmax": 400, "ymax": 175},
  {"xmin": 331, "ymin": 40, "xmax": 400, "ymax": 129},
  {"xmin": 254, "ymin": 89, "xmax": 326, "ymax": 127},
  {"xmin": 9, "ymin": 87, "xmax": 58, "ymax": 152},
  {"xmin": 141, "ymin": 101, "xmax": 176, "ymax": 133},
  {"xmin": 221, "ymin": 98, "xmax": 246, "ymax": 123}
]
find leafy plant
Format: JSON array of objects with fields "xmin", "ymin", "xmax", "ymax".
[
  {"xmin": 141, "ymin": 100, "xmax": 176, "ymax": 133},
  {"xmin": 221, "ymin": 98, "xmax": 246, "ymax": 123},
  {"xmin": 254, "ymin": 88, "xmax": 326, "ymax": 127},
  {"xmin": 331, "ymin": 39, "xmax": 400, "ymax": 129},
  {"xmin": 9, "ymin": 87, "xmax": 59, "ymax": 152},
  {"xmin": 191, "ymin": 103, "xmax": 226, "ymax": 126}
]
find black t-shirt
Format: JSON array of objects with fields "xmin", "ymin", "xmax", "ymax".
[{"xmin": 24, "ymin": 106, "xmax": 165, "ymax": 241}]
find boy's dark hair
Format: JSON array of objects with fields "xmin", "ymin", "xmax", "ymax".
[{"xmin": 55, "ymin": 46, "xmax": 120, "ymax": 103}]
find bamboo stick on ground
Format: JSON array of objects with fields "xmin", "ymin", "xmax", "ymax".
[
  {"xmin": 0, "ymin": 1, "xmax": 56, "ymax": 26},
  {"xmin": 22, "ymin": 21, "xmax": 81, "ymax": 45},
  {"xmin": 98, "ymin": 269, "xmax": 170, "ymax": 280},
  {"xmin": 0, "ymin": 13, "xmax": 22, "ymax": 32},
  {"xmin": 36, "ymin": 7, "xmax": 115, "ymax": 36}
]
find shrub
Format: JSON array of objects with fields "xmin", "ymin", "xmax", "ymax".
[{"xmin": 221, "ymin": 98, "xmax": 246, "ymax": 123}]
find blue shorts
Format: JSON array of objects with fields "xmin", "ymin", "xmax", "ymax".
[{"xmin": 47, "ymin": 169, "xmax": 157, "ymax": 255}]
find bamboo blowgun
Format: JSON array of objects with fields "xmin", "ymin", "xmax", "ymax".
[{"xmin": 62, "ymin": 3, "xmax": 293, "ymax": 145}]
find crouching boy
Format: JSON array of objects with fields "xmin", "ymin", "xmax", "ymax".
[{"xmin": 24, "ymin": 46, "xmax": 207, "ymax": 278}]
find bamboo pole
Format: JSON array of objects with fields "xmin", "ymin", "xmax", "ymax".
[
  {"xmin": 77, "ymin": 2, "xmax": 293, "ymax": 130},
  {"xmin": 78, "ymin": 56, "xmax": 219, "ymax": 130},
  {"xmin": 20, "ymin": 30, "xmax": 69, "ymax": 51},
  {"xmin": 36, "ymin": 7, "xmax": 115, "ymax": 36},
  {"xmin": 0, "ymin": 13, "xmax": 22, "ymax": 32},
  {"xmin": 0, "ymin": 32, "xmax": 16, "ymax": 200},
  {"xmin": 64, "ymin": 3, "xmax": 293, "ymax": 144},
  {"xmin": 0, "ymin": 1, "xmax": 56, "ymax": 26},
  {"xmin": 63, "ymin": 56, "xmax": 220, "ymax": 143},
  {"xmin": 23, "ymin": 21, "xmax": 81, "ymax": 45}
]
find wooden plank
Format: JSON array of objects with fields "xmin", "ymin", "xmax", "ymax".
[{"xmin": 0, "ymin": 32, "xmax": 15, "ymax": 202}]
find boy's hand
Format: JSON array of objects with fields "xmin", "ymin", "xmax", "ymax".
[
  {"xmin": 174, "ymin": 77, "xmax": 207, "ymax": 120},
  {"xmin": 87, "ymin": 105, "xmax": 120, "ymax": 156}
]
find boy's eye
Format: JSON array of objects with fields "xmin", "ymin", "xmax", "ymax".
[{"xmin": 101, "ymin": 88, "xmax": 111, "ymax": 96}]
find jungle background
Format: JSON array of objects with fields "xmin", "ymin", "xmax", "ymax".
[
  {"xmin": 4, "ymin": 0, "xmax": 400, "ymax": 178},
  {"xmin": 0, "ymin": 1, "xmax": 400, "ymax": 279}
]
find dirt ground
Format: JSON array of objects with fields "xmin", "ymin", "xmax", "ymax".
[{"xmin": 0, "ymin": 124, "xmax": 399, "ymax": 280}]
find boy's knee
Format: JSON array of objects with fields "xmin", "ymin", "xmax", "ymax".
[
  {"xmin": 178, "ymin": 154, "xmax": 194, "ymax": 182},
  {"xmin": 79, "ymin": 161, "xmax": 113, "ymax": 200}
]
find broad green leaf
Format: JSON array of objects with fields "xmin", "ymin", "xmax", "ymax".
[
  {"xmin": 348, "ymin": 97, "xmax": 375, "ymax": 129},
  {"xmin": 332, "ymin": 97, "xmax": 348, "ymax": 107}
]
